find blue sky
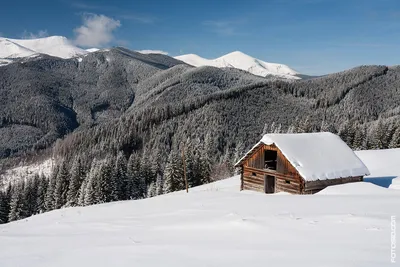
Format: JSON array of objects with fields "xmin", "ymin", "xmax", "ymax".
[{"xmin": 1, "ymin": 0, "xmax": 399, "ymax": 75}]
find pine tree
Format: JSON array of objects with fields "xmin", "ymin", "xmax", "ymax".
[
  {"xmin": 125, "ymin": 154, "xmax": 136, "ymax": 200},
  {"xmin": 111, "ymin": 152, "xmax": 127, "ymax": 201},
  {"xmin": 8, "ymin": 180, "xmax": 26, "ymax": 222},
  {"xmin": 36, "ymin": 174, "xmax": 47, "ymax": 213},
  {"xmin": 373, "ymin": 119, "xmax": 386, "ymax": 149},
  {"xmin": 155, "ymin": 173, "xmax": 164, "ymax": 196},
  {"xmin": 84, "ymin": 168, "xmax": 98, "ymax": 206},
  {"xmin": 24, "ymin": 175, "xmax": 39, "ymax": 216},
  {"xmin": 0, "ymin": 184, "xmax": 11, "ymax": 224},
  {"xmin": 389, "ymin": 126, "xmax": 400, "ymax": 149},
  {"xmin": 353, "ymin": 124, "xmax": 366, "ymax": 150},
  {"xmin": 147, "ymin": 182, "xmax": 156, "ymax": 198},
  {"xmin": 96, "ymin": 159, "xmax": 113, "ymax": 203},
  {"xmin": 67, "ymin": 157, "xmax": 85, "ymax": 206},
  {"xmin": 45, "ymin": 169, "xmax": 57, "ymax": 211},
  {"xmin": 54, "ymin": 161, "xmax": 70, "ymax": 209},
  {"xmin": 77, "ymin": 175, "xmax": 88, "ymax": 206},
  {"xmin": 164, "ymin": 152, "xmax": 185, "ymax": 193}
]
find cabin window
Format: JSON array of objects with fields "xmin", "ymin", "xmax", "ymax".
[
  {"xmin": 285, "ymin": 180, "xmax": 291, "ymax": 184},
  {"xmin": 252, "ymin": 172, "xmax": 257, "ymax": 176},
  {"xmin": 264, "ymin": 150, "xmax": 277, "ymax": 170}
]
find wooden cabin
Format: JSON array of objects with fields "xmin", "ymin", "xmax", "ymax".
[{"xmin": 235, "ymin": 132, "xmax": 370, "ymax": 194}]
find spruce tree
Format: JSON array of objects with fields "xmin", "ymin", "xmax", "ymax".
[
  {"xmin": 389, "ymin": 126, "xmax": 400, "ymax": 149},
  {"xmin": 67, "ymin": 157, "xmax": 85, "ymax": 206},
  {"xmin": 164, "ymin": 152, "xmax": 185, "ymax": 193},
  {"xmin": 54, "ymin": 161, "xmax": 70, "ymax": 209},
  {"xmin": 8, "ymin": 180, "xmax": 26, "ymax": 222},
  {"xmin": 84, "ymin": 168, "xmax": 98, "ymax": 206},
  {"xmin": 0, "ymin": 184, "xmax": 11, "ymax": 224},
  {"xmin": 36, "ymin": 174, "xmax": 48, "ymax": 213},
  {"xmin": 111, "ymin": 152, "xmax": 127, "ymax": 201}
]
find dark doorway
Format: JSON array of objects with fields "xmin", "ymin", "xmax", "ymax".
[
  {"xmin": 264, "ymin": 150, "xmax": 277, "ymax": 170},
  {"xmin": 264, "ymin": 175, "xmax": 275, "ymax": 193}
]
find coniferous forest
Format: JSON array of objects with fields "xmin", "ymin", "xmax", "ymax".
[{"xmin": 1, "ymin": 48, "xmax": 400, "ymax": 224}]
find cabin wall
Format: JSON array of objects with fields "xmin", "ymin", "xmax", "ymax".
[
  {"xmin": 304, "ymin": 176, "xmax": 363, "ymax": 194},
  {"xmin": 242, "ymin": 144, "xmax": 304, "ymax": 194}
]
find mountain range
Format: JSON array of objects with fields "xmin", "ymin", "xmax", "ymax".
[
  {"xmin": 0, "ymin": 35, "xmax": 399, "ymax": 189},
  {"xmin": 0, "ymin": 36, "xmax": 300, "ymax": 79}
]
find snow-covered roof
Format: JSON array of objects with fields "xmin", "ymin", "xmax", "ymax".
[{"xmin": 235, "ymin": 132, "xmax": 370, "ymax": 181}]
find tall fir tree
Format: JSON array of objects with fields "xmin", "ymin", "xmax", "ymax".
[
  {"xmin": 54, "ymin": 161, "xmax": 70, "ymax": 209},
  {"xmin": 163, "ymin": 152, "xmax": 185, "ymax": 193},
  {"xmin": 0, "ymin": 184, "xmax": 11, "ymax": 224},
  {"xmin": 389, "ymin": 126, "xmax": 400, "ymax": 149},
  {"xmin": 8, "ymin": 180, "xmax": 26, "ymax": 222},
  {"xmin": 45, "ymin": 168, "xmax": 57, "ymax": 212},
  {"xmin": 111, "ymin": 152, "xmax": 127, "ymax": 201},
  {"xmin": 67, "ymin": 157, "xmax": 85, "ymax": 206},
  {"xmin": 36, "ymin": 174, "xmax": 48, "ymax": 214}
]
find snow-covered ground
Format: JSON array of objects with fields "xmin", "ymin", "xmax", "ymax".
[
  {"xmin": 0, "ymin": 148, "xmax": 399, "ymax": 267},
  {"xmin": 175, "ymin": 51, "xmax": 300, "ymax": 79},
  {"xmin": 355, "ymin": 148, "xmax": 400, "ymax": 189}
]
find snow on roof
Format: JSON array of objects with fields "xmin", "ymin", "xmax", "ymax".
[{"xmin": 236, "ymin": 132, "xmax": 370, "ymax": 181}]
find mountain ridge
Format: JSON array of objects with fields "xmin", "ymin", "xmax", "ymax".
[{"xmin": 175, "ymin": 51, "xmax": 300, "ymax": 79}]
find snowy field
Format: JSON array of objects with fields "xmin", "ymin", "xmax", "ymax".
[{"xmin": 0, "ymin": 149, "xmax": 399, "ymax": 267}]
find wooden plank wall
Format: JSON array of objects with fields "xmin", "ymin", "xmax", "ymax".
[
  {"xmin": 243, "ymin": 144, "xmax": 304, "ymax": 194},
  {"xmin": 304, "ymin": 176, "xmax": 363, "ymax": 194}
]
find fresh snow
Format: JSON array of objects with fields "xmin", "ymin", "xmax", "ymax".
[
  {"xmin": 1, "ymin": 148, "xmax": 400, "ymax": 266},
  {"xmin": 237, "ymin": 132, "xmax": 370, "ymax": 181},
  {"xmin": 0, "ymin": 175, "xmax": 399, "ymax": 267},
  {"xmin": 86, "ymin": 48, "xmax": 100, "ymax": 53},
  {"xmin": 175, "ymin": 51, "xmax": 300, "ymax": 79},
  {"xmin": 0, "ymin": 36, "xmax": 89, "ymax": 65},
  {"xmin": 355, "ymin": 148, "xmax": 400, "ymax": 189}
]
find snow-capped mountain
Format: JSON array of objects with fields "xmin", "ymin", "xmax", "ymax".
[
  {"xmin": 0, "ymin": 36, "xmax": 87, "ymax": 59},
  {"xmin": 175, "ymin": 51, "xmax": 300, "ymax": 79}
]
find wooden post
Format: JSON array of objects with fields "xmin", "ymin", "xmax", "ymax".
[{"xmin": 182, "ymin": 145, "xmax": 188, "ymax": 193}]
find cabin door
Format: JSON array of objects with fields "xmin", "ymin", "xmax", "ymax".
[{"xmin": 264, "ymin": 175, "xmax": 275, "ymax": 194}]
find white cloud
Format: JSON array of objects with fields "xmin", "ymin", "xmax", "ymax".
[
  {"xmin": 21, "ymin": 30, "xmax": 49, "ymax": 39},
  {"xmin": 136, "ymin": 50, "xmax": 168, "ymax": 55},
  {"xmin": 74, "ymin": 13, "xmax": 121, "ymax": 47}
]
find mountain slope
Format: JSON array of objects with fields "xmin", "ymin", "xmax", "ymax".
[
  {"xmin": 175, "ymin": 51, "xmax": 300, "ymax": 79},
  {"xmin": 0, "ymin": 175, "xmax": 398, "ymax": 267},
  {"xmin": 0, "ymin": 36, "xmax": 87, "ymax": 59}
]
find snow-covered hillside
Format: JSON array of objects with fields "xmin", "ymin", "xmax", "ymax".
[
  {"xmin": 0, "ymin": 36, "xmax": 87, "ymax": 60},
  {"xmin": 1, "ymin": 148, "xmax": 399, "ymax": 266},
  {"xmin": 175, "ymin": 51, "xmax": 300, "ymax": 79},
  {"xmin": 0, "ymin": 174, "xmax": 398, "ymax": 267}
]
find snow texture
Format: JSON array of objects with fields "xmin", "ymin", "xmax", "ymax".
[
  {"xmin": 0, "ymin": 174, "xmax": 399, "ymax": 267},
  {"xmin": 355, "ymin": 148, "xmax": 400, "ymax": 189},
  {"xmin": 0, "ymin": 36, "xmax": 87, "ymax": 60},
  {"xmin": 175, "ymin": 51, "xmax": 300, "ymax": 79},
  {"xmin": 1, "ymin": 148, "xmax": 400, "ymax": 266},
  {"xmin": 237, "ymin": 132, "xmax": 370, "ymax": 181}
]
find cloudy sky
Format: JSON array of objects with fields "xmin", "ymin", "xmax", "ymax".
[{"xmin": 1, "ymin": 0, "xmax": 399, "ymax": 75}]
